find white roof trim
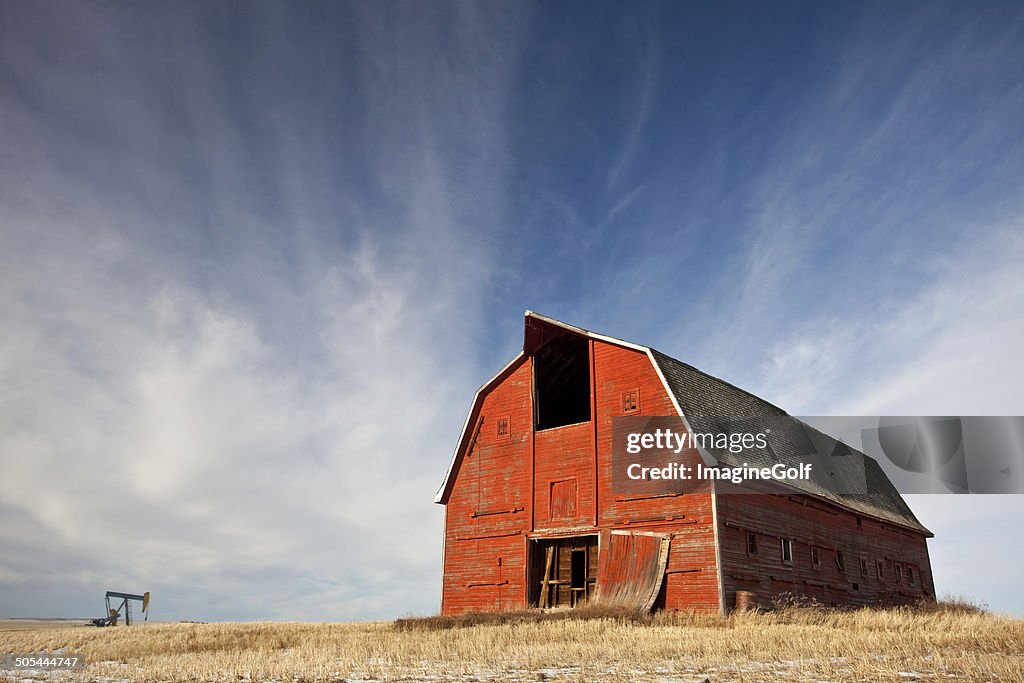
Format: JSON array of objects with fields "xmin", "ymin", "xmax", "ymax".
[{"xmin": 524, "ymin": 310, "xmax": 650, "ymax": 353}]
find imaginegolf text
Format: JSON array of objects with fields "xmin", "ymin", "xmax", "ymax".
[{"xmin": 626, "ymin": 461, "xmax": 813, "ymax": 484}]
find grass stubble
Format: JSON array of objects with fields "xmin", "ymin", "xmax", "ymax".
[{"xmin": 1, "ymin": 600, "xmax": 1022, "ymax": 683}]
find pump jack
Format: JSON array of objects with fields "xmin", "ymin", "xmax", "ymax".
[{"xmin": 90, "ymin": 590, "xmax": 150, "ymax": 626}]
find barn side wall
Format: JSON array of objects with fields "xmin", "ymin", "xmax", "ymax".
[
  {"xmin": 441, "ymin": 358, "xmax": 533, "ymax": 615},
  {"xmin": 715, "ymin": 492, "xmax": 934, "ymax": 610}
]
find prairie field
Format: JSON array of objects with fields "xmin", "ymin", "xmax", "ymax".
[{"xmin": 2, "ymin": 604, "xmax": 1022, "ymax": 683}]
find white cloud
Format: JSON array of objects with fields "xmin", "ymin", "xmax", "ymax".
[
  {"xmin": 758, "ymin": 222, "xmax": 1024, "ymax": 415},
  {"xmin": 0, "ymin": 2, "xmax": 528, "ymax": 620}
]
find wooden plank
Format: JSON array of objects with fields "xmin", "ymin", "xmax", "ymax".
[
  {"xmin": 468, "ymin": 580, "xmax": 510, "ymax": 588},
  {"xmin": 457, "ymin": 531, "xmax": 522, "ymax": 541},
  {"xmin": 538, "ymin": 544, "xmax": 554, "ymax": 607},
  {"xmin": 471, "ymin": 506, "xmax": 525, "ymax": 518}
]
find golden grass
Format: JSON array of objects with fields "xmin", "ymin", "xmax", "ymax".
[{"xmin": 2, "ymin": 606, "xmax": 1022, "ymax": 682}]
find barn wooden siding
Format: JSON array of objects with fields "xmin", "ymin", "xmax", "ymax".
[
  {"xmin": 441, "ymin": 358, "xmax": 533, "ymax": 615},
  {"xmin": 441, "ymin": 339, "xmax": 722, "ymax": 615},
  {"xmin": 591, "ymin": 341, "xmax": 720, "ymax": 613},
  {"xmin": 716, "ymin": 491, "xmax": 934, "ymax": 609}
]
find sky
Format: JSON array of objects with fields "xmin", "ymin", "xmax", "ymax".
[{"xmin": 1, "ymin": 1, "xmax": 1023, "ymax": 621}]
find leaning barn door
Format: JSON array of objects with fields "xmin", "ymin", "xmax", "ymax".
[{"xmin": 593, "ymin": 531, "xmax": 671, "ymax": 611}]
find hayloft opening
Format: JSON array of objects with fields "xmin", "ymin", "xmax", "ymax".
[{"xmin": 534, "ymin": 333, "xmax": 591, "ymax": 430}]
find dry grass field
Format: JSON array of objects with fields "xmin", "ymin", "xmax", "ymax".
[
  {"xmin": 0, "ymin": 621, "xmax": 90, "ymax": 634},
  {"xmin": 2, "ymin": 603, "xmax": 1022, "ymax": 683}
]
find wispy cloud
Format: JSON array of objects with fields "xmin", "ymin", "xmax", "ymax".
[
  {"xmin": 606, "ymin": 19, "xmax": 660, "ymax": 191},
  {"xmin": 757, "ymin": 222, "xmax": 1024, "ymax": 415},
  {"xmin": 0, "ymin": 2, "xmax": 529, "ymax": 620}
]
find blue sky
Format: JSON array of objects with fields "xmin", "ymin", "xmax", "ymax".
[{"xmin": 1, "ymin": 1, "xmax": 1023, "ymax": 621}]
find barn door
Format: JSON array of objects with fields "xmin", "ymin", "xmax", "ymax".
[{"xmin": 592, "ymin": 531, "xmax": 671, "ymax": 612}]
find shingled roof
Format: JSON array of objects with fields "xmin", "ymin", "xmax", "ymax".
[{"xmin": 650, "ymin": 349, "xmax": 932, "ymax": 536}]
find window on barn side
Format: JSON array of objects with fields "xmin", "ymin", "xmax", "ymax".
[
  {"xmin": 746, "ymin": 532, "xmax": 758, "ymax": 556},
  {"xmin": 860, "ymin": 556, "xmax": 869, "ymax": 577},
  {"xmin": 496, "ymin": 416, "xmax": 510, "ymax": 439},
  {"xmin": 781, "ymin": 538, "xmax": 793, "ymax": 565},
  {"xmin": 534, "ymin": 334, "xmax": 591, "ymax": 430},
  {"xmin": 877, "ymin": 560, "xmax": 884, "ymax": 580},
  {"xmin": 836, "ymin": 550, "xmax": 846, "ymax": 573},
  {"xmin": 908, "ymin": 566, "xmax": 915, "ymax": 585},
  {"xmin": 895, "ymin": 564, "xmax": 903, "ymax": 582},
  {"xmin": 810, "ymin": 546, "xmax": 820, "ymax": 568},
  {"xmin": 621, "ymin": 389, "xmax": 639, "ymax": 413}
]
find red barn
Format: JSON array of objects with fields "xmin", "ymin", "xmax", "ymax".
[{"xmin": 434, "ymin": 312, "xmax": 934, "ymax": 614}]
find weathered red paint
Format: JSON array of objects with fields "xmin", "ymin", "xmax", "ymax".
[
  {"xmin": 436, "ymin": 314, "xmax": 933, "ymax": 615},
  {"xmin": 716, "ymin": 490, "xmax": 934, "ymax": 609}
]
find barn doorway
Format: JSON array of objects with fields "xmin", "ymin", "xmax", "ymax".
[
  {"xmin": 570, "ymin": 550, "xmax": 586, "ymax": 591},
  {"xmin": 529, "ymin": 536, "xmax": 597, "ymax": 608}
]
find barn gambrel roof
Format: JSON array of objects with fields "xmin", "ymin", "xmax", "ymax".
[
  {"xmin": 650, "ymin": 349, "xmax": 931, "ymax": 536},
  {"xmin": 435, "ymin": 311, "xmax": 931, "ymax": 537}
]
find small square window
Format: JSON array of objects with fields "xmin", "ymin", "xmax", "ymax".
[
  {"xmin": 810, "ymin": 546, "xmax": 820, "ymax": 568},
  {"xmin": 836, "ymin": 550, "xmax": 846, "ymax": 573},
  {"xmin": 746, "ymin": 532, "xmax": 758, "ymax": 556},
  {"xmin": 622, "ymin": 389, "xmax": 639, "ymax": 413},
  {"xmin": 496, "ymin": 416, "xmax": 510, "ymax": 439},
  {"xmin": 781, "ymin": 538, "xmax": 793, "ymax": 564}
]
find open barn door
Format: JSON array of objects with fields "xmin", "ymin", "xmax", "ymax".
[{"xmin": 529, "ymin": 535, "xmax": 598, "ymax": 608}]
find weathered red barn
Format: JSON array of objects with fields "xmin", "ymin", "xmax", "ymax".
[{"xmin": 434, "ymin": 312, "xmax": 934, "ymax": 614}]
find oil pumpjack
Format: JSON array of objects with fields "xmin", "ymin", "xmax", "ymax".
[{"xmin": 90, "ymin": 590, "xmax": 150, "ymax": 626}]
